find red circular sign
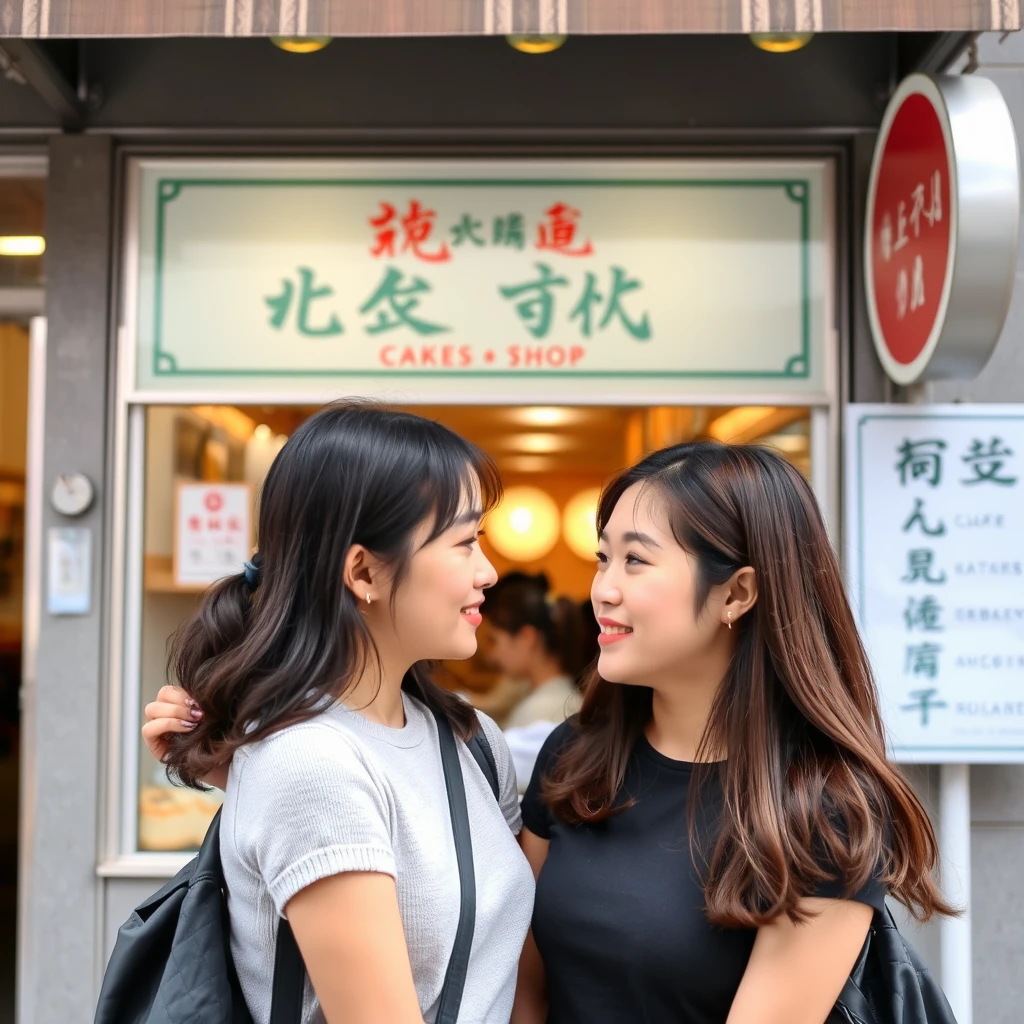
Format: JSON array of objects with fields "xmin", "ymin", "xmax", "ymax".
[
  {"xmin": 866, "ymin": 85, "xmax": 953, "ymax": 378},
  {"xmin": 204, "ymin": 491, "xmax": 224, "ymax": 512}
]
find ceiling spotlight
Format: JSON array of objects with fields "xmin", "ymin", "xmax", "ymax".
[
  {"xmin": 507, "ymin": 34, "xmax": 566, "ymax": 55},
  {"xmin": 271, "ymin": 37, "xmax": 331, "ymax": 54},
  {"xmin": 0, "ymin": 235, "xmax": 45, "ymax": 256},
  {"xmin": 749, "ymin": 33, "xmax": 813, "ymax": 54}
]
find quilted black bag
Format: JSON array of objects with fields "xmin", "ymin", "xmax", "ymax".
[
  {"xmin": 828, "ymin": 907, "xmax": 958, "ymax": 1024},
  {"xmin": 94, "ymin": 717, "xmax": 499, "ymax": 1024}
]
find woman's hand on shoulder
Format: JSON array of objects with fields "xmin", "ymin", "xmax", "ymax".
[
  {"xmin": 727, "ymin": 897, "xmax": 873, "ymax": 1024},
  {"xmin": 142, "ymin": 685, "xmax": 200, "ymax": 761},
  {"xmin": 142, "ymin": 685, "xmax": 229, "ymax": 791}
]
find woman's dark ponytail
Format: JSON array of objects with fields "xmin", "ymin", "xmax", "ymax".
[{"xmin": 165, "ymin": 570, "xmax": 258, "ymax": 787}]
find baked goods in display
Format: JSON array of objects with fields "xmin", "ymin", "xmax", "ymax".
[{"xmin": 138, "ymin": 785, "xmax": 223, "ymax": 850}]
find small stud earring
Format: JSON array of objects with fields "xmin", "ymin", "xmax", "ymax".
[
  {"xmin": 727, "ymin": 613, "xmax": 733, "ymax": 630},
  {"xmin": 366, "ymin": 593, "xmax": 372, "ymax": 605}
]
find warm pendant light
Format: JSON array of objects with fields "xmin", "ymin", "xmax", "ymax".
[
  {"xmin": 562, "ymin": 487, "xmax": 601, "ymax": 562},
  {"xmin": 507, "ymin": 34, "xmax": 566, "ymax": 55},
  {"xmin": 271, "ymin": 37, "xmax": 331, "ymax": 54},
  {"xmin": 749, "ymin": 33, "xmax": 813, "ymax": 54},
  {"xmin": 487, "ymin": 486, "xmax": 561, "ymax": 562}
]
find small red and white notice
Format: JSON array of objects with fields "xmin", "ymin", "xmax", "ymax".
[{"xmin": 174, "ymin": 483, "xmax": 253, "ymax": 588}]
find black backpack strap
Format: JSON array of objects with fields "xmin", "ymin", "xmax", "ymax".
[
  {"xmin": 468, "ymin": 726, "xmax": 500, "ymax": 801},
  {"xmin": 266, "ymin": 711, "xmax": 484, "ymax": 1024},
  {"xmin": 432, "ymin": 709, "xmax": 478, "ymax": 1024},
  {"xmin": 270, "ymin": 918, "xmax": 305, "ymax": 1024}
]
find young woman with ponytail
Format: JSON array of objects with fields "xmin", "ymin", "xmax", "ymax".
[{"xmin": 142, "ymin": 403, "xmax": 534, "ymax": 1024}]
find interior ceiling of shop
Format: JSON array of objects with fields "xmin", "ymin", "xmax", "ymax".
[
  {"xmin": 406, "ymin": 405, "xmax": 636, "ymax": 477},
  {"xmin": 0, "ymin": 32, "xmax": 970, "ymax": 135},
  {"xmin": 229, "ymin": 404, "xmax": 808, "ymax": 478}
]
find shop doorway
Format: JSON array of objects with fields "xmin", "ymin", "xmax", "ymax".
[
  {"xmin": 131, "ymin": 401, "xmax": 811, "ymax": 854},
  {"xmin": 0, "ymin": 322, "xmax": 29, "ymax": 1024},
  {"xmin": 0, "ymin": 161, "xmax": 45, "ymax": 1024}
]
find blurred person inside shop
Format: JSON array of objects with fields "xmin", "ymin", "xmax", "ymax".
[{"xmin": 483, "ymin": 571, "xmax": 590, "ymax": 793}]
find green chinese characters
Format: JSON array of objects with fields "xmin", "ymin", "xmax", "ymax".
[
  {"xmin": 892, "ymin": 431, "xmax": 1018, "ymax": 728},
  {"xmin": 264, "ymin": 266, "xmax": 451, "ymax": 338},
  {"xmin": 499, "ymin": 262, "xmax": 652, "ymax": 342}
]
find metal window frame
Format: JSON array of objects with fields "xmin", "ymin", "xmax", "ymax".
[
  {"xmin": 0, "ymin": 152, "xmax": 48, "ymax": 1024},
  {"xmin": 0, "ymin": 154, "xmax": 47, "ymax": 321},
  {"xmin": 98, "ymin": 140, "xmax": 846, "ymax": 875}
]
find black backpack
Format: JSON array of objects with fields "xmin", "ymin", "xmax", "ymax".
[
  {"xmin": 94, "ymin": 713, "xmax": 500, "ymax": 1024},
  {"xmin": 828, "ymin": 907, "xmax": 958, "ymax": 1024}
]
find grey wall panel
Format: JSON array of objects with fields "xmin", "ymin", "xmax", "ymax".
[
  {"xmin": 890, "ymin": 764, "xmax": 943, "ymax": 974},
  {"xmin": 20, "ymin": 134, "xmax": 113, "ymax": 1023},
  {"xmin": 102, "ymin": 879, "xmax": 168, "ymax": 961},
  {"xmin": 971, "ymin": 766, "xmax": 1024, "ymax": 822},
  {"xmin": 976, "ymin": 31, "xmax": 1024, "ymax": 66},
  {"xmin": 971, "ymin": 827, "xmax": 1024, "ymax": 1023}
]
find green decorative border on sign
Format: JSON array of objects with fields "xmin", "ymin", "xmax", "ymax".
[
  {"xmin": 151, "ymin": 177, "xmax": 814, "ymax": 380},
  {"xmin": 855, "ymin": 413, "xmax": 1024, "ymax": 755}
]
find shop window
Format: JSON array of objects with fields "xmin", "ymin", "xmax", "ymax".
[
  {"xmin": 0, "ymin": 177, "xmax": 45, "ymax": 289},
  {"xmin": 138, "ymin": 406, "xmax": 274, "ymax": 851},
  {"xmin": 134, "ymin": 403, "xmax": 810, "ymax": 852}
]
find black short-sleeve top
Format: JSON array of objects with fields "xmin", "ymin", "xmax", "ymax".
[{"xmin": 520, "ymin": 719, "xmax": 886, "ymax": 1024}]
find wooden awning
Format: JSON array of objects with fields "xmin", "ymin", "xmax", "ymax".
[{"xmin": 2, "ymin": 0, "xmax": 1019, "ymax": 38}]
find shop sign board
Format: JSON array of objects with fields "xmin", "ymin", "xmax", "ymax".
[
  {"xmin": 173, "ymin": 483, "xmax": 253, "ymax": 588},
  {"xmin": 865, "ymin": 74, "xmax": 1019, "ymax": 385},
  {"xmin": 846, "ymin": 404, "xmax": 1024, "ymax": 763},
  {"xmin": 128, "ymin": 159, "xmax": 830, "ymax": 400}
]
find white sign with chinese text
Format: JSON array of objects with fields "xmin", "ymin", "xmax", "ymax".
[
  {"xmin": 46, "ymin": 527, "xmax": 91, "ymax": 616},
  {"xmin": 846, "ymin": 405, "xmax": 1024, "ymax": 763},
  {"xmin": 127, "ymin": 158, "xmax": 830, "ymax": 400},
  {"xmin": 174, "ymin": 483, "xmax": 253, "ymax": 588}
]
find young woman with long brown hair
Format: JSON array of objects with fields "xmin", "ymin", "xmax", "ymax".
[{"xmin": 512, "ymin": 441, "xmax": 954, "ymax": 1024}]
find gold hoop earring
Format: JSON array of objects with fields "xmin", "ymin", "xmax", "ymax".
[{"xmin": 727, "ymin": 614, "xmax": 733, "ymax": 630}]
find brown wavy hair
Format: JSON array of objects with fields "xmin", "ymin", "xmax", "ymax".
[{"xmin": 542, "ymin": 441, "xmax": 955, "ymax": 927}]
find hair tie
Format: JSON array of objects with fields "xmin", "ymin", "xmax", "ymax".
[{"xmin": 243, "ymin": 554, "xmax": 262, "ymax": 590}]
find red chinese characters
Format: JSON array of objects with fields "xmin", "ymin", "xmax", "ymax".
[
  {"xmin": 868, "ymin": 92, "xmax": 953, "ymax": 368},
  {"xmin": 367, "ymin": 199, "xmax": 597, "ymax": 262},
  {"xmin": 369, "ymin": 201, "xmax": 451, "ymax": 263},
  {"xmin": 536, "ymin": 202, "xmax": 593, "ymax": 256},
  {"xmin": 191, "ymin": 491, "xmax": 246, "ymax": 541}
]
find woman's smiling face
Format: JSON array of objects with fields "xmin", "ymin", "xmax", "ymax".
[{"xmin": 591, "ymin": 482, "xmax": 726, "ymax": 688}]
